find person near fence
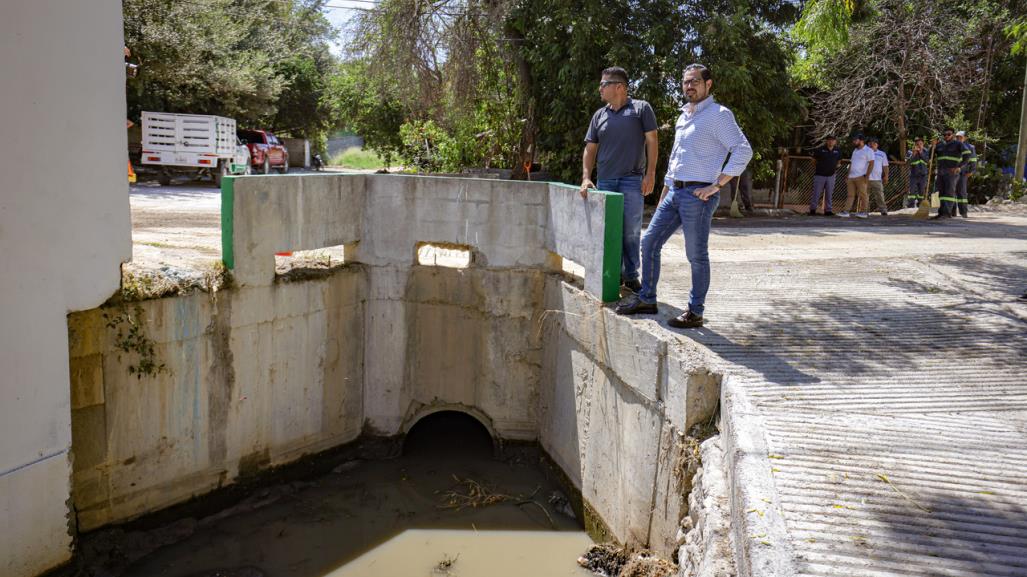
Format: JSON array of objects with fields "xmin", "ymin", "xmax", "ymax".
[
  {"xmin": 867, "ymin": 137, "xmax": 890, "ymax": 216},
  {"xmin": 615, "ymin": 63, "xmax": 752, "ymax": 328},
  {"xmin": 906, "ymin": 137, "xmax": 929, "ymax": 208},
  {"xmin": 579, "ymin": 66, "xmax": 659, "ymax": 293},
  {"xmin": 839, "ymin": 133, "xmax": 875, "ymax": 218},
  {"xmin": 955, "ymin": 131, "xmax": 977, "ymax": 218},
  {"xmin": 810, "ymin": 135, "xmax": 841, "ymax": 216},
  {"xmin": 931, "ymin": 127, "xmax": 966, "ymax": 220},
  {"xmin": 727, "ymin": 165, "xmax": 754, "ymax": 213}
]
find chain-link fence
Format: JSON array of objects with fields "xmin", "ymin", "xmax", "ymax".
[{"xmin": 776, "ymin": 155, "xmax": 911, "ymax": 212}]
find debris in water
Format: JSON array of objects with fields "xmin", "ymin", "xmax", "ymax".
[
  {"xmin": 577, "ymin": 544, "xmax": 677, "ymax": 577},
  {"xmin": 577, "ymin": 544, "xmax": 629, "ymax": 576},
  {"xmin": 620, "ymin": 551, "xmax": 677, "ymax": 577},
  {"xmin": 432, "ymin": 553, "xmax": 459, "ymax": 575},
  {"xmin": 548, "ymin": 490, "xmax": 575, "ymax": 519},
  {"xmin": 440, "ymin": 475, "xmax": 511, "ymax": 510}
]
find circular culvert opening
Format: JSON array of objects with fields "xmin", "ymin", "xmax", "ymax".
[{"xmin": 402, "ymin": 410, "xmax": 495, "ymax": 458}]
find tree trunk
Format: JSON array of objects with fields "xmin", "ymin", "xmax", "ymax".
[
  {"xmin": 896, "ymin": 83, "xmax": 908, "ymax": 159},
  {"xmin": 506, "ymin": 26, "xmax": 536, "ymax": 180}
]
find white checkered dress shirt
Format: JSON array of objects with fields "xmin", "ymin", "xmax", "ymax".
[{"xmin": 664, "ymin": 96, "xmax": 752, "ymax": 187}]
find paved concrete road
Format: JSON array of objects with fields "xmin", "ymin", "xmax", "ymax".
[{"xmin": 643, "ymin": 208, "xmax": 1027, "ymax": 577}]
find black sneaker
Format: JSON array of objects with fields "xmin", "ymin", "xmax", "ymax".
[
  {"xmin": 667, "ymin": 310, "xmax": 704, "ymax": 328},
  {"xmin": 622, "ymin": 278, "xmax": 642, "ymax": 294},
  {"xmin": 615, "ymin": 295, "xmax": 657, "ymax": 315},
  {"xmin": 824, "ymin": 211, "xmax": 835, "ymax": 217},
  {"xmin": 808, "ymin": 209, "xmax": 817, "ymax": 216}
]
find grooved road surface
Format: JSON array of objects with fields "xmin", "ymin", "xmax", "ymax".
[{"xmin": 649, "ymin": 207, "xmax": 1027, "ymax": 577}]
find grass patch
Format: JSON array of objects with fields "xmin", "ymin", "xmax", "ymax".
[{"xmin": 329, "ymin": 147, "xmax": 386, "ymax": 170}]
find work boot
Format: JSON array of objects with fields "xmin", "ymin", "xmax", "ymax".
[
  {"xmin": 931, "ymin": 212, "xmax": 949, "ymax": 220},
  {"xmin": 615, "ymin": 295, "xmax": 657, "ymax": 316},
  {"xmin": 668, "ymin": 310, "xmax": 704, "ymax": 328},
  {"xmin": 622, "ymin": 278, "xmax": 642, "ymax": 294},
  {"xmin": 808, "ymin": 209, "xmax": 817, "ymax": 216}
]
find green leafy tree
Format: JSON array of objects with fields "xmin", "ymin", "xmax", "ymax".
[
  {"xmin": 123, "ymin": 0, "xmax": 336, "ymax": 139},
  {"xmin": 323, "ymin": 60, "xmax": 406, "ymax": 166},
  {"xmin": 508, "ymin": 0, "xmax": 803, "ymax": 183}
]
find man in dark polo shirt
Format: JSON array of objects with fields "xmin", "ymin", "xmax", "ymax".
[
  {"xmin": 810, "ymin": 135, "xmax": 841, "ymax": 215},
  {"xmin": 579, "ymin": 66, "xmax": 658, "ymax": 293}
]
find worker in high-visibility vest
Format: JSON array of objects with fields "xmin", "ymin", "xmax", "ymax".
[
  {"xmin": 931, "ymin": 127, "xmax": 966, "ymax": 220},
  {"xmin": 954, "ymin": 131, "xmax": 977, "ymax": 218},
  {"xmin": 906, "ymin": 137, "xmax": 929, "ymax": 208}
]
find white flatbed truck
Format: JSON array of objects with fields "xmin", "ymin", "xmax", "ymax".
[{"xmin": 140, "ymin": 111, "xmax": 250, "ymax": 185}]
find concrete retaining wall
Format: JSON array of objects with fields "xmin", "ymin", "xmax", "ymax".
[
  {"xmin": 67, "ymin": 173, "xmax": 721, "ymax": 562},
  {"xmin": 223, "ymin": 174, "xmax": 622, "ymax": 301},
  {"xmin": 538, "ymin": 277, "xmax": 722, "ymax": 555},
  {"xmin": 68, "ymin": 272, "xmax": 366, "ymax": 530}
]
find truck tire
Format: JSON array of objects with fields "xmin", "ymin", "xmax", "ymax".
[
  {"xmin": 262, "ymin": 157, "xmax": 271, "ymax": 175},
  {"xmin": 158, "ymin": 170, "xmax": 171, "ymax": 186},
  {"xmin": 278, "ymin": 160, "xmax": 289, "ymax": 174},
  {"xmin": 213, "ymin": 160, "xmax": 229, "ymax": 187}
]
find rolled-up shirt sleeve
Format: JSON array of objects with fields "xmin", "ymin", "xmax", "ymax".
[{"xmin": 717, "ymin": 110, "xmax": 752, "ymax": 177}]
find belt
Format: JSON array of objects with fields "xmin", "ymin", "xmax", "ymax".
[{"xmin": 673, "ymin": 180, "xmax": 712, "ymax": 189}]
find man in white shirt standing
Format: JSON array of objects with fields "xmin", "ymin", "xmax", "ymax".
[
  {"xmin": 866, "ymin": 136, "xmax": 890, "ymax": 216},
  {"xmin": 615, "ymin": 63, "xmax": 752, "ymax": 328},
  {"xmin": 839, "ymin": 133, "xmax": 875, "ymax": 218}
]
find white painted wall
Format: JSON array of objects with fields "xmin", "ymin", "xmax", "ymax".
[{"xmin": 0, "ymin": 2, "xmax": 132, "ymax": 575}]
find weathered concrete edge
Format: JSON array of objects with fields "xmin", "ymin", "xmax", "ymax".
[{"xmin": 720, "ymin": 376, "xmax": 798, "ymax": 577}]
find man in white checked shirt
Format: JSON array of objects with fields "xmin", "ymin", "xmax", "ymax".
[{"xmin": 615, "ymin": 64, "xmax": 752, "ymax": 328}]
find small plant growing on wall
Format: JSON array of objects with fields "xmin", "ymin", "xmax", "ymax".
[
  {"xmin": 103, "ymin": 303, "xmax": 169, "ymax": 379},
  {"xmin": 102, "ymin": 271, "xmax": 172, "ymax": 379}
]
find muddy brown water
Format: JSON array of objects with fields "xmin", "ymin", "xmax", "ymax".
[{"xmin": 63, "ymin": 412, "xmax": 593, "ymax": 577}]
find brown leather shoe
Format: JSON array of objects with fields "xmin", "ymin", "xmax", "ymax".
[{"xmin": 668, "ymin": 310, "xmax": 703, "ymax": 328}]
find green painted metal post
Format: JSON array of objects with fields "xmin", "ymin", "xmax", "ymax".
[
  {"xmin": 601, "ymin": 192, "xmax": 624, "ymax": 302},
  {"xmin": 221, "ymin": 176, "xmax": 235, "ymax": 270}
]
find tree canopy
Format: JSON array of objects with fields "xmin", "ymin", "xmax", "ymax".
[
  {"xmin": 123, "ymin": 0, "xmax": 337, "ymax": 140},
  {"xmin": 123, "ymin": 0, "xmax": 1027, "ymax": 180}
]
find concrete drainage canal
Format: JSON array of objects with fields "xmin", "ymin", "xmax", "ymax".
[{"xmin": 56, "ymin": 175, "xmax": 726, "ymax": 577}]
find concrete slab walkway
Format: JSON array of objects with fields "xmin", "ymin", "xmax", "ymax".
[{"xmin": 647, "ymin": 209, "xmax": 1027, "ymax": 577}]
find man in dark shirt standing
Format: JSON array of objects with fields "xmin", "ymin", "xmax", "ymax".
[
  {"xmin": 580, "ymin": 67, "xmax": 659, "ymax": 294},
  {"xmin": 931, "ymin": 127, "xmax": 966, "ymax": 220},
  {"xmin": 906, "ymin": 137, "xmax": 929, "ymax": 208},
  {"xmin": 955, "ymin": 131, "xmax": 977, "ymax": 218},
  {"xmin": 810, "ymin": 135, "xmax": 841, "ymax": 216}
]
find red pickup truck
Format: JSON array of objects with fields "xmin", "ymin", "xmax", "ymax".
[{"xmin": 238, "ymin": 129, "xmax": 290, "ymax": 174}]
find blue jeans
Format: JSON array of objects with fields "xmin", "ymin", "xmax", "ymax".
[
  {"xmin": 638, "ymin": 184, "xmax": 719, "ymax": 315},
  {"xmin": 598, "ymin": 174, "xmax": 643, "ymax": 282}
]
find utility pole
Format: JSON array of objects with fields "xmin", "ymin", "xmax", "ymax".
[{"xmin": 1016, "ymin": 57, "xmax": 1027, "ymax": 183}]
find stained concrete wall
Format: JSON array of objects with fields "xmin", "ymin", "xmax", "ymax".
[
  {"xmin": 224, "ymin": 174, "xmax": 621, "ymax": 300},
  {"xmin": 538, "ymin": 278, "xmax": 722, "ymax": 555},
  {"xmin": 68, "ymin": 273, "xmax": 366, "ymax": 530},
  {"xmin": 1, "ymin": 4, "xmax": 132, "ymax": 576}
]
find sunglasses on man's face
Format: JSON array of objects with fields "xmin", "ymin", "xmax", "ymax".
[{"xmin": 599, "ymin": 80, "xmax": 624, "ymax": 88}]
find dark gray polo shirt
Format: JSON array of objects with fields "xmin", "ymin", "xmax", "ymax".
[{"xmin": 584, "ymin": 98, "xmax": 658, "ymax": 180}]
